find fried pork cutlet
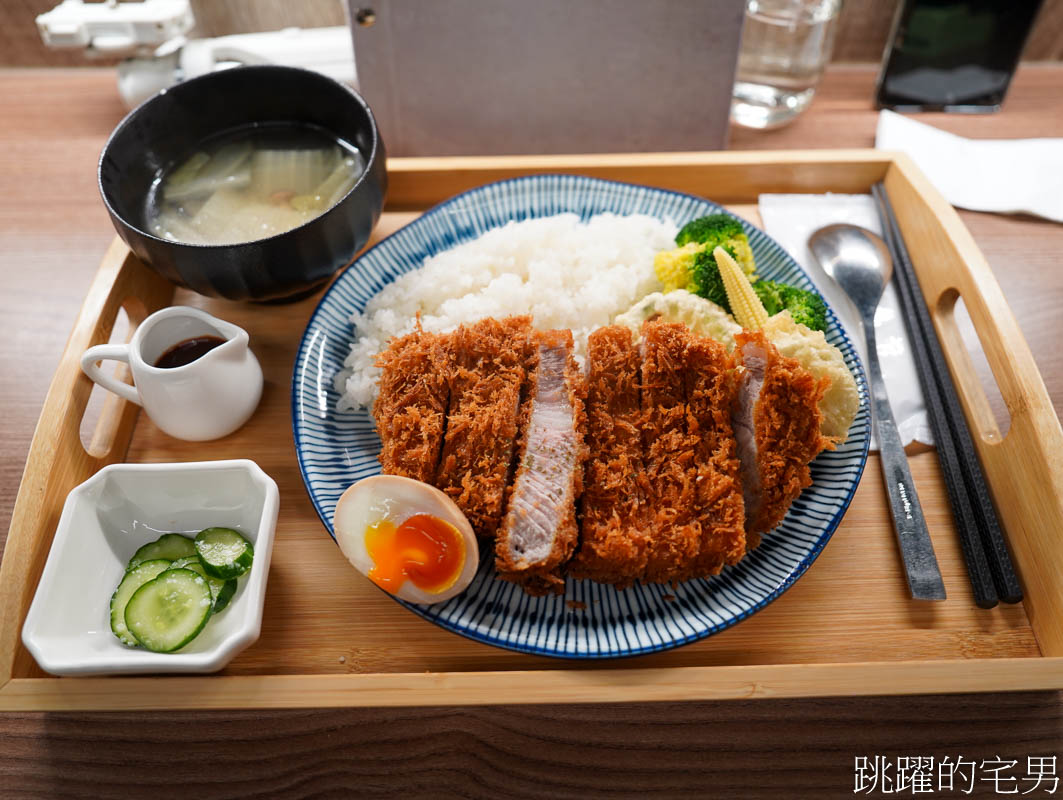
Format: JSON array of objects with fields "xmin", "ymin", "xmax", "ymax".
[
  {"xmin": 570, "ymin": 326, "xmax": 650, "ymax": 588},
  {"xmin": 372, "ymin": 327, "xmax": 450, "ymax": 483},
  {"xmin": 638, "ymin": 321, "xmax": 702, "ymax": 584},
  {"xmin": 496, "ymin": 330, "xmax": 587, "ymax": 595},
  {"xmin": 683, "ymin": 335, "xmax": 746, "ymax": 575},
  {"xmin": 374, "ymin": 314, "xmax": 828, "ymax": 596},
  {"xmin": 435, "ymin": 316, "xmax": 532, "ymax": 538},
  {"xmin": 733, "ymin": 330, "xmax": 831, "ymax": 541}
]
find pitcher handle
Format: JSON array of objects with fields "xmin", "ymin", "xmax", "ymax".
[{"xmin": 80, "ymin": 344, "xmax": 141, "ymax": 406}]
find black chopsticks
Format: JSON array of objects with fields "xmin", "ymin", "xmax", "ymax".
[{"xmin": 871, "ymin": 183, "xmax": 1022, "ymax": 608}]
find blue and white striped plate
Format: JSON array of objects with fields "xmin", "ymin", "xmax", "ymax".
[{"xmin": 293, "ymin": 174, "xmax": 870, "ymax": 659}]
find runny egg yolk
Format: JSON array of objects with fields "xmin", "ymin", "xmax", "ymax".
[{"xmin": 365, "ymin": 513, "xmax": 466, "ymax": 594}]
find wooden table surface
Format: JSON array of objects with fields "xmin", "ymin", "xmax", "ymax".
[{"xmin": 1, "ymin": 64, "xmax": 1061, "ymax": 798}]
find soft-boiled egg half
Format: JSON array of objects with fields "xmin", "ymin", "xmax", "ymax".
[{"xmin": 333, "ymin": 475, "xmax": 479, "ymax": 604}]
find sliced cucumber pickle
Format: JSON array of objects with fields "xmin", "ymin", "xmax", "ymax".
[
  {"xmin": 207, "ymin": 576, "xmax": 237, "ymax": 613},
  {"xmin": 110, "ymin": 559, "xmax": 172, "ymax": 647},
  {"xmin": 127, "ymin": 533, "xmax": 196, "ymax": 569},
  {"xmin": 172, "ymin": 556, "xmax": 238, "ymax": 613},
  {"xmin": 124, "ymin": 568, "xmax": 213, "ymax": 653},
  {"xmin": 194, "ymin": 527, "xmax": 254, "ymax": 579}
]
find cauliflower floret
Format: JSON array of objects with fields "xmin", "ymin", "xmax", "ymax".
[
  {"xmin": 614, "ymin": 289, "xmax": 741, "ymax": 350},
  {"xmin": 763, "ymin": 310, "xmax": 860, "ymax": 442}
]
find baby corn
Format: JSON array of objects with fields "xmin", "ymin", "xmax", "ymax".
[{"xmin": 715, "ymin": 246, "xmax": 768, "ymax": 330}]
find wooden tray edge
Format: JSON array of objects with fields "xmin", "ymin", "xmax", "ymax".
[
  {"xmin": 385, "ymin": 149, "xmax": 893, "ymax": 208},
  {"xmin": 886, "ymin": 155, "xmax": 1063, "ymax": 657},
  {"xmin": 0, "ymin": 244, "xmax": 174, "ymax": 684},
  {"xmin": 2, "ymin": 657, "xmax": 1060, "ymax": 712},
  {"xmin": 1, "ymin": 149, "xmax": 1058, "ymax": 709}
]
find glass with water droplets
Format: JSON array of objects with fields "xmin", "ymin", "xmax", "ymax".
[{"xmin": 731, "ymin": 0, "xmax": 842, "ymax": 129}]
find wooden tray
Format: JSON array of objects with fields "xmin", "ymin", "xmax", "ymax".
[{"xmin": 3, "ymin": 151, "xmax": 1062, "ymax": 711}]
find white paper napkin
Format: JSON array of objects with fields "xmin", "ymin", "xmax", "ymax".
[
  {"xmin": 876, "ymin": 109, "xmax": 1063, "ymax": 223},
  {"xmin": 757, "ymin": 194, "xmax": 933, "ymax": 450}
]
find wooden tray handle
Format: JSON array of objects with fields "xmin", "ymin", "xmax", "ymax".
[
  {"xmin": 0, "ymin": 240, "xmax": 173, "ymax": 683},
  {"xmin": 932, "ymin": 288, "xmax": 1008, "ymax": 444},
  {"xmin": 886, "ymin": 158, "xmax": 1063, "ymax": 656}
]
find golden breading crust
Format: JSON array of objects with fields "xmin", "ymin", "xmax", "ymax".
[
  {"xmin": 638, "ymin": 321, "xmax": 702, "ymax": 584},
  {"xmin": 495, "ymin": 329, "xmax": 587, "ymax": 596},
  {"xmin": 372, "ymin": 326, "xmax": 450, "ymax": 483},
  {"xmin": 570, "ymin": 326, "xmax": 650, "ymax": 587},
  {"xmin": 737, "ymin": 330, "xmax": 832, "ymax": 538},
  {"xmin": 435, "ymin": 316, "xmax": 533, "ymax": 538},
  {"xmin": 374, "ymin": 316, "xmax": 830, "ymax": 595},
  {"xmin": 683, "ymin": 336, "xmax": 747, "ymax": 575}
]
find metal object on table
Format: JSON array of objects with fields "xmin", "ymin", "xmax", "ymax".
[
  {"xmin": 809, "ymin": 223, "xmax": 947, "ymax": 601},
  {"xmin": 348, "ymin": 0, "xmax": 744, "ymax": 156}
]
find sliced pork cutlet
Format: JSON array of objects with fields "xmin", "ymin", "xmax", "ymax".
[
  {"xmin": 638, "ymin": 321, "xmax": 702, "ymax": 584},
  {"xmin": 733, "ymin": 329, "xmax": 831, "ymax": 542},
  {"xmin": 570, "ymin": 325, "xmax": 650, "ymax": 588},
  {"xmin": 496, "ymin": 329, "xmax": 587, "ymax": 596},
  {"xmin": 435, "ymin": 316, "xmax": 532, "ymax": 538},
  {"xmin": 683, "ymin": 335, "xmax": 746, "ymax": 575},
  {"xmin": 373, "ymin": 327, "xmax": 450, "ymax": 483}
]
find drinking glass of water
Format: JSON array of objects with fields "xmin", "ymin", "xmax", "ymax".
[{"xmin": 731, "ymin": 0, "xmax": 842, "ymax": 130}]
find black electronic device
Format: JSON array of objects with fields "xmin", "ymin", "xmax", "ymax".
[{"xmin": 875, "ymin": 0, "xmax": 1045, "ymax": 112}]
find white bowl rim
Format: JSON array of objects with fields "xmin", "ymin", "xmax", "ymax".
[{"xmin": 21, "ymin": 458, "xmax": 279, "ymax": 676}]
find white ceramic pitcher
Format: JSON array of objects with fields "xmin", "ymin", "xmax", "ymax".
[{"xmin": 80, "ymin": 306, "xmax": 263, "ymax": 441}]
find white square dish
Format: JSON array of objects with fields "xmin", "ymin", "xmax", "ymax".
[{"xmin": 21, "ymin": 459, "xmax": 279, "ymax": 675}]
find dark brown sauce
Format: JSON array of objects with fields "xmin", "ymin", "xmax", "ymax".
[{"xmin": 154, "ymin": 335, "xmax": 226, "ymax": 369}]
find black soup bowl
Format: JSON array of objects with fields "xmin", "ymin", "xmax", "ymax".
[{"xmin": 99, "ymin": 65, "xmax": 387, "ymax": 302}]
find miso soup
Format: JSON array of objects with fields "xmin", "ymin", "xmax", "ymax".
[{"xmin": 147, "ymin": 123, "xmax": 365, "ymax": 246}]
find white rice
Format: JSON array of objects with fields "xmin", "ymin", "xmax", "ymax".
[{"xmin": 339, "ymin": 212, "xmax": 675, "ymax": 410}]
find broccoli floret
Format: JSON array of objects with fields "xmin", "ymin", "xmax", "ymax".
[
  {"xmin": 727, "ymin": 236, "xmax": 756, "ymax": 278},
  {"xmin": 781, "ymin": 286, "xmax": 828, "ymax": 331},
  {"xmin": 753, "ymin": 280, "xmax": 786, "ymax": 316},
  {"xmin": 690, "ymin": 246, "xmax": 733, "ymax": 312},
  {"xmin": 675, "ymin": 214, "xmax": 756, "ymax": 277},
  {"xmin": 676, "ymin": 214, "xmax": 743, "ymax": 247},
  {"xmin": 753, "ymin": 280, "xmax": 829, "ymax": 332}
]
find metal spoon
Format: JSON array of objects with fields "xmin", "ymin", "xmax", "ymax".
[{"xmin": 809, "ymin": 223, "xmax": 946, "ymax": 601}]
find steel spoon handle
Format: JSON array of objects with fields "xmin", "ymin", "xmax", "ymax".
[{"xmin": 864, "ymin": 319, "xmax": 947, "ymax": 601}]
